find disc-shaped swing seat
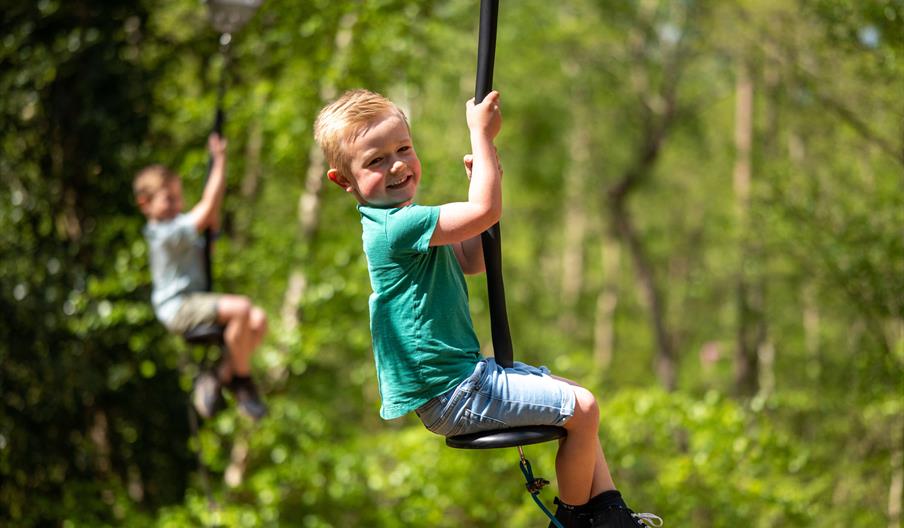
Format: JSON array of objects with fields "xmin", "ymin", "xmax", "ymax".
[
  {"xmin": 447, "ymin": 425, "xmax": 566, "ymax": 449},
  {"xmin": 183, "ymin": 322, "xmax": 226, "ymax": 346}
]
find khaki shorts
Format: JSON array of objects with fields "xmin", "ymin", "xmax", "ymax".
[{"xmin": 167, "ymin": 293, "xmax": 222, "ymax": 335}]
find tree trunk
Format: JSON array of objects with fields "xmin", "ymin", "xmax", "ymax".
[
  {"xmin": 224, "ymin": 434, "xmax": 249, "ymax": 489},
  {"xmin": 90, "ymin": 409, "xmax": 111, "ymax": 475},
  {"xmin": 279, "ymin": 11, "xmax": 358, "ymax": 335},
  {"xmin": 558, "ymin": 81, "xmax": 591, "ymax": 334},
  {"xmin": 602, "ymin": 12, "xmax": 688, "ymax": 389},
  {"xmin": 890, "ymin": 425, "xmax": 904, "ymax": 528},
  {"xmin": 592, "ymin": 236, "xmax": 620, "ymax": 371},
  {"xmin": 610, "ymin": 200, "xmax": 677, "ymax": 389},
  {"xmin": 280, "ymin": 146, "xmax": 326, "ymax": 331},
  {"xmin": 732, "ymin": 59, "xmax": 762, "ymax": 397},
  {"xmin": 802, "ymin": 283, "xmax": 822, "ymax": 381},
  {"xmin": 605, "ymin": 91, "xmax": 680, "ymax": 389},
  {"xmin": 233, "ymin": 111, "xmax": 265, "ymax": 248}
]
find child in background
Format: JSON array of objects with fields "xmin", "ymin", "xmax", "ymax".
[
  {"xmin": 133, "ymin": 133, "xmax": 267, "ymax": 421},
  {"xmin": 313, "ymin": 89, "xmax": 661, "ymax": 528}
]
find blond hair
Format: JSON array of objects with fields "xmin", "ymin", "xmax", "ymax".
[
  {"xmin": 314, "ymin": 89, "xmax": 408, "ymax": 175},
  {"xmin": 132, "ymin": 164, "xmax": 178, "ymax": 201}
]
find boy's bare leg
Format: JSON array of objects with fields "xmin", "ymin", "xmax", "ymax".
[
  {"xmin": 248, "ymin": 306, "xmax": 267, "ymax": 350},
  {"xmin": 554, "ymin": 378, "xmax": 616, "ymax": 505},
  {"xmin": 216, "ymin": 295, "xmax": 258, "ymax": 378}
]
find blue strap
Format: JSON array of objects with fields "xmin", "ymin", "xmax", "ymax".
[{"xmin": 519, "ymin": 456, "xmax": 563, "ymax": 528}]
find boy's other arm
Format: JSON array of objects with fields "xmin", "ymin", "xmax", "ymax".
[
  {"xmin": 449, "ymin": 154, "xmax": 487, "ymax": 274},
  {"xmin": 452, "ymin": 236, "xmax": 485, "ymax": 275},
  {"xmin": 190, "ymin": 133, "xmax": 227, "ymax": 232},
  {"xmin": 431, "ymin": 91, "xmax": 503, "ymax": 249}
]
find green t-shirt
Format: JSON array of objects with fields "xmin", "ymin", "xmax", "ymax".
[{"xmin": 358, "ymin": 204, "xmax": 481, "ymax": 419}]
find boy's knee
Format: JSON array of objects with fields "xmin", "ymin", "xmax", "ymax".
[
  {"xmin": 568, "ymin": 386, "xmax": 600, "ymax": 429},
  {"xmin": 250, "ymin": 307, "xmax": 267, "ymax": 333},
  {"xmin": 219, "ymin": 296, "xmax": 252, "ymax": 322},
  {"xmin": 233, "ymin": 297, "xmax": 253, "ymax": 318}
]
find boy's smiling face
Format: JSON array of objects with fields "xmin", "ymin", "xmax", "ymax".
[{"xmin": 328, "ymin": 111, "xmax": 421, "ymax": 208}]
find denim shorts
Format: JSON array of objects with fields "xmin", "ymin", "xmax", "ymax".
[{"xmin": 415, "ymin": 358, "xmax": 576, "ymax": 437}]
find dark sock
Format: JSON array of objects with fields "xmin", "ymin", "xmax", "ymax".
[
  {"xmin": 550, "ymin": 497, "xmax": 586, "ymax": 528},
  {"xmin": 555, "ymin": 497, "xmax": 579, "ymax": 512},
  {"xmin": 584, "ymin": 489, "xmax": 628, "ymax": 511}
]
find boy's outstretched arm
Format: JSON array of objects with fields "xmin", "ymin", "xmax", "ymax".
[
  {"xmin": 190, "ymin": 133, "xmax": 227, "ymax": 232},
  {"xmin": 431, "ymin": 91, "xmax": 503, "ymax": 254}
]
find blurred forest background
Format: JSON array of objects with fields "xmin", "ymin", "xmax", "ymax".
[{"xmin": 1, "ymin": 0, "xmax": 902, "ymax": 526}]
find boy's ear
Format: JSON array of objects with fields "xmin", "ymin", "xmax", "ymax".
[
  {"xmin": 327, "ymin": 168, "xmax": 355, "ymax": 194},
  {"xmin": 135, "ymin": 195, "xmax": 150, "ymax": 213}
]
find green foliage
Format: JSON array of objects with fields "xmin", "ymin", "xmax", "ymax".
[{"xmin": 1, "ymin": 0, "xmax": 901, "ymax": 526}]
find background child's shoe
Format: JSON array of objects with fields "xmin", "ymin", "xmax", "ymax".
[
  {"xmin": 192, "ymin": 370, "xmax": 226, "ymax": 420},
  {"xmin": 228, "ymin": 376, "xmax": 267, "ymax": 421}
]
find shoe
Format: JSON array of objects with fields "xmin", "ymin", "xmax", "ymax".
[
  {"xmin": 548, "ymin": 497, "xmax": 593, "ymax": 528},
  {"xmin": 192, "ymin": 370, "xmax": 226, "ymax": 420},
  {"xmin": 590, "ymin": 505, "xmax": 662, "ymax": 528},
  {"xmin": 228, "ymin": 377, "xmax": 267, "ymax": 421}
]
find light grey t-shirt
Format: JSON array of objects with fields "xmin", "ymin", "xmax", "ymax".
[{"xmin": 143, "ymin": 212, "xmax": 206, "ymax": 326}]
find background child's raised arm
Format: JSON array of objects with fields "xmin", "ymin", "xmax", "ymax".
[
  {"xmin": 430, "ymin": 91, "xmax": 503, "ymax": 249},
  {"xmin": 190, "ymin": 133, "xmax": 227, "ymax": 232}
]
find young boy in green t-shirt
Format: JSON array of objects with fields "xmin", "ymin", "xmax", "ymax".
[{"xmin": 314, "ymin": 89, "xmax": 661, "ymax": 528}]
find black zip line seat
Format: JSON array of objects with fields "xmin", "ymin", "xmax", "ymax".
[
  {"xmin": 180, "ymin": 129, "xmax": 226, "ymax": 507},
  {"xmin": 182, "ymin": 0, "xmax": 256, "ymax": 354},
  {"xmin": 182, "ymin": 18, "xmax": 237, "ymax": 514},
  {"xmin": 180, "ymin": 105, "xmax": 231, "ymax": 417},
  {"xmin": 182, "ymin": 94, "xmax": 228, "ymax": 350},
  {"xmin": 444, "ymin": 0, "xmax": 566, "ymax": 453},
  {"xmin": 443, "ymin": 2, "xmax": 566, "ymax": 526},
  {"xmin": 183, "ymin": 322, "xmax": 226, "ymax": 347},
  {"xmin": 446, "ymin": 425, "xmax": 566, "ymax": 450}
]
